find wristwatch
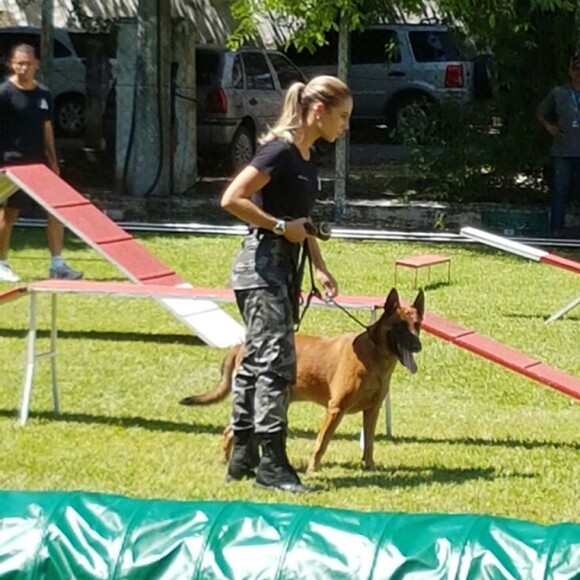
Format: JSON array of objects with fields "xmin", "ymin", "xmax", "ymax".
[{"xmin": 272, "ymin": 219, "xmax": 286, "ymax": 236}]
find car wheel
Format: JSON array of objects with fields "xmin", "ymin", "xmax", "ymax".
[
  {"xmin": 55, "ymin": 94, "xmax": 85, "ymax": 137},
  {"xmin": 394, "ymin": 98, "xmax": 433, "ymax": 143},
  {"xmin": 229, "ymin": 125, "xmax": 255, "ymax": 171}
]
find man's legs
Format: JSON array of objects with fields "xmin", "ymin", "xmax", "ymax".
[
  {"xmin": 0, "ymin": 204, "xmax": 19, "ymax": 260},
  {"xmin": 46, "ymin": 213, "xmax": 64, "ymax": 257},
  {"xmin": 551, "ymin": 156, "xmax": 573, "ymax": 233},
  {"xmin": 571, "ymin": 158, "xmax": 580, "ymax": 229},
  {"xmin": 46, "ymin": 213, "xmax": 83, "ymax": 280},
  {"xmin": 0, "ymin": 204, "xmax": 21, "ymax": 281}
]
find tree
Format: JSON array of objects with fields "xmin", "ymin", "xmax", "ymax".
[{"xmin": 229, "ymin": 0, "xmax": 426, "ymax": 50}]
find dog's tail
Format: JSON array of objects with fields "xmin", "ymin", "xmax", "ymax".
[{"xmin": 179, "ymin": 345, "xmax": 240, "ymax": 406}]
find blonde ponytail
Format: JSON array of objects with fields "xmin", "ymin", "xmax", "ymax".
[
  {"xmin": 259, "ymin": 82, "xmax": 305, "ymax": 144},
  {"xmin": 259, "ymin": 75, "xmax": 351, "ymax": 144}
]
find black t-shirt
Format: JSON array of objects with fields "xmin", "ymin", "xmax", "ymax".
[
  {"xmin": 0, "ymin": 80, "xmax": 52, "ymax": 161},
  {"xmin": 250, "ymin": 139, "xmax": 319, "ymax": 219}
]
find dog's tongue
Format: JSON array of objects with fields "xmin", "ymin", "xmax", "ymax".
[{"xmin": 401, "ymin": 349, "xmax": 418, "ymax": 374}]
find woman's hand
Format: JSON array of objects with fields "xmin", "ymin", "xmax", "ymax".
[
  {"xmin": 284, "ymin": 218, "xmax": 310, "ymax": 243},
  {"xmin": 315, "ymin": 267, "xmax": 339, "ymax": 299}
]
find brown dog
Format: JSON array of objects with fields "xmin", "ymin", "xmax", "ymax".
[{"xmin": 180, "ymin": 287, "xmax": 424, "ymax": 473}]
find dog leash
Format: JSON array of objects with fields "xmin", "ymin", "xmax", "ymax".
[
  {"xmin": 295, "ymin": 242, "xmax": 317, "ymax": 331},
  {"xmin": 296, "ymin": 246, "xmax": 370, "ymax": 331},
  {"xmin": 323, "ymin": 295, "xmax": 370, "ymax": 330}
]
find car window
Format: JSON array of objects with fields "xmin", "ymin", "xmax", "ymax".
[
  {"xmin": 268, "ymin": 53, "xmax": 304, "ymax": 89},
  {"xmin": 232, "ymin": 54, "xmax": 244, "ymax": 89},
  {"xmin": 0, "ymin": 33, "xmax": 41, "ymax": 59},
  {"xmin": 53, "ymin": 39, "xmax": 72, "ymax": 58},
  {"xmin": 351, "ymin": 30, "xmax": 401, "ymax": 64},
  {"xmin": 196, "ymin": 50, "xmax": 222, "ymax": 86},
  {"xmin": 68, "ymin": 32, "xmax": 116, "ymax": 59},
  {"xmin": 0, "ymin": 32, "xmax": 72, "ymax": 60},
  {"xmin": 409, "ymin": 31, "xmax": 461, "ymax": 62},
  {"xmin": 242, "ymin": 52, "xmax": 275, "ymax": 90}
]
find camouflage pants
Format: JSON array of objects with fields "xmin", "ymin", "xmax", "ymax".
[{"xmin": 232, "ymin": 285, "xmax": 296, "ymax": 435}]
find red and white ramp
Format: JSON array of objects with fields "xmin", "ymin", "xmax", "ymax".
[
  {"xmin": 0, "ymin": 164, "xmax": 244, "ymax": 348},
  {"xmin": 461, "ymin": 226, "xmax": 580, "ymax": 322},
  {"xmin": 461, "ymin": 227, "xmax": 580, "ymax": 274}
]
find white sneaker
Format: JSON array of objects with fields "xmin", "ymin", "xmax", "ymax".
[
  {"xmin": 49, "ymin": 263, "xmax": 83, "ymax": 280},
  {"xmin": 0, "ymin": 262, "xmax": 20, "ymax": 282}
]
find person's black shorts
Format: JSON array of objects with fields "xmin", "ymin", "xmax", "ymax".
[
  {"xmin": 1, "ymin": 157, "xmax": 47, "ymax": 214},
  {"xmin": 4, "ymin": 188, "xmax": 39, "ymax": 212}
]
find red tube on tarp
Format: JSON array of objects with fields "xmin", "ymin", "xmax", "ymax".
[{"xmin": 0, "ymin": 491, "xmax": 578, "ymax": 579}]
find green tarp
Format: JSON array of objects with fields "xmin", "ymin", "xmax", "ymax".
[{"xmin": 0, "ymin": 491, "xmax": 578, "ymax": 579}]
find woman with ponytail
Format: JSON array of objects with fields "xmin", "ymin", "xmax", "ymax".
[{"xmin": 220, "ymin": 75, "xmax": 352, "ymax": 494}]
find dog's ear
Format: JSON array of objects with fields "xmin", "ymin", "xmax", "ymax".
[
  {"xmin": 413, "ymin": 289, "xmax": 425, "ymax": 318},
  {"xmin": 384, "ymin": 288, "xmax": 400, "ymax": 314}
]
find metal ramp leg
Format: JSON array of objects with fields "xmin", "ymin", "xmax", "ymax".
[
  {"xmin": 19, "ymin": 292, "xmax": 59, "ymax": 426},
  {"xmin": 49, "ymin": 294, "xmax": 59, "ymax": 414},
  {"xmin": 20, "ymin": 293, "xmax": 38, "ymax": 426},
  {"xmin": 546, "ymin": 294, "xmax": 580, "ymax": 324}
]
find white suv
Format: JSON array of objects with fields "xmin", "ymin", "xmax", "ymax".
[
  {"xmin": 197, "ymin": 45, "xmax": 306, "ymax": 170},
  {"xmin": 286, "ymin": 23, "xmax": 480, "ymax": 139},
  {"xmin": 0, "ymin": 26, "xmax": 112, "ymax": 137}
]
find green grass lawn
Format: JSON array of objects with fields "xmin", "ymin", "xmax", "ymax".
[{"xmin": 1, "ymin": 227, "xmax": 579, "ymax": 526}]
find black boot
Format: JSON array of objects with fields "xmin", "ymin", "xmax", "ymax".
[
  {"xmin": 255, "ymin": 431, "xmax": 309, "ymax": 493},
  {"xmin": 226, "ymin": 429, "xmax": 260, "ymax": 482}
]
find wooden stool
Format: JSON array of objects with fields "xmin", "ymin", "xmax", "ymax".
[{"xmin": 394, "ymin": 254, "xmax": 451, "ymax": 288}]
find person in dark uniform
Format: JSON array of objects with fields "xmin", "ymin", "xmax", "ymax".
[
  {"xmin": 0, "ymin": 43, "xmax": 82, "ymax": 282},
  {"xmin": 220, "ymin": 75, "xmax": 353, "ymax": 493}
]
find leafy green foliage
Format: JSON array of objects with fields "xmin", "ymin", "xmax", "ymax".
[
  {"xmin": 1, "ymin": 229, "xmax": 579, "ymax": 523},
  {"xmin": 399, "ymin": 1, "xmax": 579, "ymax": 202},
  {"xmin": 229, "ymin": 0, "xmax": 411, "ymax": 50},
  {"xmin": 229, "ymin": 0, "xmax": 579, "ymax": 202}
]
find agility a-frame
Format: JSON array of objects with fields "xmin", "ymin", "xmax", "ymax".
[{"xmin": 0, "ymin": 164, "xmax": 244, "ymax": 348}]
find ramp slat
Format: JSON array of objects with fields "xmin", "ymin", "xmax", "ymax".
[
  {"xmin": 524, "ymin": 363, "xmax": 580, "ymax": 399},
  {"xmin": 454, "ymin": 334, "xmax": 542, "ymax": 371},
  {"xmin": 0, "ymin": 286, "xmax": 28, "ymax": 305},
  {"xmin": 6, "ymin": 164, "xmax": 92, "ymax": 208},
  {"xmin": 423, "ymin": 313, "xmax": 474, "ymax": 341},
  {"xmin": 56, "ymin": 205, "xmax": 134, "ymax": 245}
]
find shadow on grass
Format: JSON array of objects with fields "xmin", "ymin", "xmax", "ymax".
[
  {"xmin": 315, "ymin": 464, "xmax": 513, "ymax": 490},
  {"xmin": 422, "ymin": 280, "xmax": 451, "ymax": 291},
  {"xmin": 0, "ymin": 328, "xmax": 206, "ymax": 346},
  {"xmin": 2, "ymin": 407, "xmax": 576, "ymax": 452},
  {"xmin": 504, "ymin": 311, "xmax": 580, "ymax": 322},
  {"xmin": 385, "ymin": 433, "xmax": 580, "ymax": 451},
  {"xmin": 288, "ymin": 427, "xmax": 580, "ymax": 451},
  {"xmin": 0, "ymin": 409, "xmax": 223, "ymax": 435},
  {"xmin": 9, "ymin": 229, "xmax": 92, "ymax": 255}
]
